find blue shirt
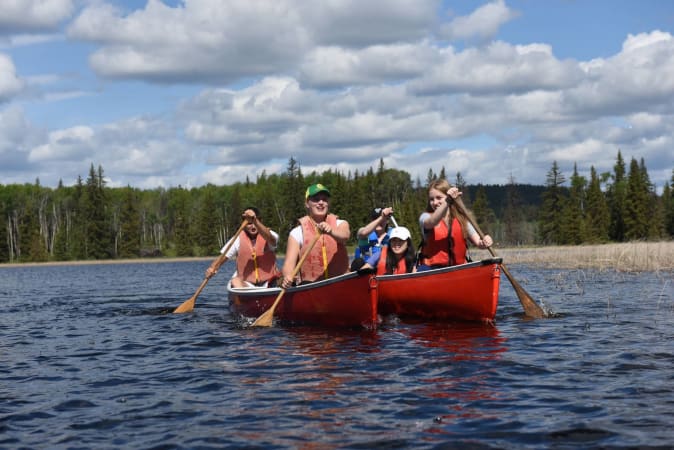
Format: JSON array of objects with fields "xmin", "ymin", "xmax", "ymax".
[{"xmin": 354, "ymin": 229, "xmax": 391, "ymax": 259}]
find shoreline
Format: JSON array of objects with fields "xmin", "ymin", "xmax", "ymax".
[{"xmin": 1, "ymin": 241, "xmax": 673, "ymax": 272}]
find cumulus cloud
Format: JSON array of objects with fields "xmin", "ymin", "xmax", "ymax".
[
  {"xmin": 67, "ymin": 0, "xmax": 437, "ymax": 84},
  {"xmin": 440, "ymin": 0, "xmax": 519, "ymax": 42},
  {"xmin": 0, "ymin": 0, "xmax": 74, "ymax": 34},
  {"xmin": 0, "ymin": 53, "xmax": 24, "ymax": 101},
  {"xmin": 0, "ymin": 0, "xmax": 672, "ymax": 190}
]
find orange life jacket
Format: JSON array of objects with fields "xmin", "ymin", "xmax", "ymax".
[
  {"xmin": 299, "ymin": 215, "xmax": 349, "ymax": 283},
  {"xmin": 376, "ymin": 246, "xmax": 408, "ymax": 275},
  {"xmin": 420, "ymin": 217, "xmax": 468, "ymax": 266},
  {"xmin": 236, "ymin": 232, "xmax": 280, "ymax": 284}
]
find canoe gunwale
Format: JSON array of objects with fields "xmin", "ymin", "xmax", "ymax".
[{"xmin": 375, "ymin": 257, "xmax": 503, "ymax": 281}]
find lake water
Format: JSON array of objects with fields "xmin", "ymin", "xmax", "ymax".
[{"xmin": 1, "ymin": 260, "xmax": 672, "ymax": 449}]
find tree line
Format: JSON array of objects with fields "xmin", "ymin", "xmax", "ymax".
[{"xmin": 1, "ymin": 152, "xmax": 673, "ymax": 263}]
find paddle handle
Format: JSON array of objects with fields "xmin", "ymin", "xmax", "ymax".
[
  {"xmin": 173, "ymin": 219, "xmax": 248, "ymax": 314},
  {"xmin": 252, "ymin": 231, "xmax": 322, "ymax": 327}
]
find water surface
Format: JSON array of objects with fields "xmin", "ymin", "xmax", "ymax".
[{"xmin": 1, "ymin": 261, "xmax": 672, "ymax": 448}]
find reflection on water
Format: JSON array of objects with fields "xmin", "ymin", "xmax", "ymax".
[{"xmin": 0, "ymin": 261, "xmax": 672, "ymax": 449}]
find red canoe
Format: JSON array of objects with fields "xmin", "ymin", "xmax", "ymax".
[
  {"xmin": 228, "ymin": 271, "xmax": 379, "ymax": 328},
  {"xmin": 375, "ymin": 258, "xmax": 502, "ymax": 322}
]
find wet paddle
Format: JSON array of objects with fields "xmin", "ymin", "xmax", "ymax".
[
  {"xmin": 173, "ymin": 220, "xmax": 248, "ymax": 314},
  {"xmin": 454, "ymin": 197, "xmax": 547, "ymax": 319},
  {"xmin": 251, "ymin": 231, "xmax": 322, "ymax": 327}
]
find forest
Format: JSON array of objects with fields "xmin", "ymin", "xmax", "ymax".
[{"xmin": 1, "ymin": 151, "xmax": 673, "ymax": 264}]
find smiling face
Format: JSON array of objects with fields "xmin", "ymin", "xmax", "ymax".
[
  {"xmin": 389, "ymin": 237, "xmax": 408, "ymax": 256},
  {"xmin": 428, "ymin": 187, "xmax": 447, "ymax": 211},
  {"xmin": 306, "ymin": 192, "xmax": 330, "ymax": 219}
]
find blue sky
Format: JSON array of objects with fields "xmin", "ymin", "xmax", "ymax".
[{"xmin": 1, "ymin": 0, "xmax": 673, "ymax": 190}]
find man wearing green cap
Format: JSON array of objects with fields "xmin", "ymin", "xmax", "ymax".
[{"xmin": 280, "ymin": 183, "xmax": 351, "ymax": 288}]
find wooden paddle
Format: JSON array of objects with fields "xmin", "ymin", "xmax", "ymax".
[
  {"xmin": 454, "ymin": 197, "xmax": 547, "ymax": 319},
  {"xmin": 173, "ymin": 220, "xmax": 248, "ymax": 314},
  {"xmin": 251, "ymin": 231, "xmax": 322, "ymax": 327}
]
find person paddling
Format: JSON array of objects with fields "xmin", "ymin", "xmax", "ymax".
[
  {"xmin": 359, "ymin": 226, "xmax": 416, "ymax": 275},
  {"xmin": 280, "ymin": 183, "xmax": 351, "ymax": 288},
  {"xmin": 417, "ymin": 179, "xmax": 493, "ymax": 271},
  {"xmin": 205, "ymin": 207, "xmax": 280, "ymax": 287}
]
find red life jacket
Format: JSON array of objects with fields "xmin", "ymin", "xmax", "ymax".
[
  {"xmin": 236, "ymin": 232, "xmax": 280, "ymax": 284},
  {"xmin": 299, "ymin": 215, "xmax": 349, "ymax": 283},
  {"xmin": 421, "ymin": 217, "xmax": 468, "ymax": 266},
  {"xmin": 376, "ymin": 246, "xmax": 408, "ymax": 275}
]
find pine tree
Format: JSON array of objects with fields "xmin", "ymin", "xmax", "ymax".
[
  {"xmin": 539, "ymin": 161, "xmax": 567, "ymax": 244},
  {"xmin": 561, "ymin": 163, "xmax": 586, "ymax": 244},
  {"xmin": 624, "ymin": 157, "xmax": 650, "ymax": 240},
  {"xmin": 194, "ymin": 186, "xmax": 220, "ymax": 255},
  {"xmin": 607, "ymin": 151, "xmax": 627, "ymax": 241},
  {"xmin": 281, "ymin": 157, "xmax": 305, "ymax": 237},
  {"xmin": 664, "ymin": 169, "xmax": 674, "ymax": 238},
  {"xmin": 584, "ymin": 166, "xmax": 610, "ymax": 243},
  {"xmin": 119, "ymin": 186, "xmax": 141, "ymax": 258},
  {"xmin": 83, "ymin": 164, "xmax": 110, "ymax": 258}
]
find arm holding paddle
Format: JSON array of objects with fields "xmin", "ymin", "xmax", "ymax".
[
  {"xmin": 453, "ymin": 196, "xmax": 547, "ymax": 319},
  {"xmin": 444, "ymin": 189, "xmax": 493, "ymax": 250},
  {"xmin": 252, "ymin": 232, "xmax": 322, "ymax": 327},
  {"xmin": 173, "ymin": 219, "xmax": 248, "ymax": 314}
]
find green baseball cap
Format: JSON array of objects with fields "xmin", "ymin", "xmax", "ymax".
[{"xmin": 305, "ymin": 183, "xmax": 330, "ymax": 199}]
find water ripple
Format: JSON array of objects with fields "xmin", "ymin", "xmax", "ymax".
[{"xmin": 1, "ymin": 262, "xmax": 672, "ymax": 448}]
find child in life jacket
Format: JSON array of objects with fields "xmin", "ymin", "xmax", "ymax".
[{"xmin": 359, "ymin": 226, "xmax": 416, "ymax": 275}]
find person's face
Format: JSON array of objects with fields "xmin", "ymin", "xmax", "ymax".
[
  {"xmin": 428, "ymin": 188, "xmax": 447, "ymax": 211},
  {"xmin": 306, "ymin": 193, "xmax": 329, "ymax": 217},
  {"xmin": 245, "ymin": 222, "xmax": 258, "ymax": 237},
  {"xmin": 389, "ymin": 238, "xmax": 408, "ymax": 256}
]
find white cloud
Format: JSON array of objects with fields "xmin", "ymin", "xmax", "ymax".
[
  {"xmin": 0, "ymin": 0, "xmax": 672, "ymax": 191},
  {"xmin": 0, "ymin": 0, "xmax": 74, "ymax": 34},
  {"xmin": 440, "ymin": 0, "xmax": 518, "ymax": 42},
  {"xmin": 0, "ymin": 53, "xmax": 23, "ymax": 101}
]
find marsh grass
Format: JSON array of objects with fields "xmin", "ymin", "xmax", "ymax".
[
  {"xmin": 3, "ymin": 241, "xmax": 673, "ymax": 272},
  {"xmin": 474, "ymin": 241, "xmax": 674, "ymax": 272}
]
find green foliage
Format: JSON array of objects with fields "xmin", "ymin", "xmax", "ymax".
[
  {"xmin": 1, "ymin": 154, "xmax": 671, "ymax": 263},
  {"xmin": 624, "ymin": 157, "xmax": 650, "ymax": 240},
  {"xmin": 584, "ymin": 166, "xmax": 610, "ymax": 243},
  {"xmin": 664, "ymin": 170, "xmax": 674, "ymax": 237},
  {"xmin": 538, "ymin": 161, "xmax": 567, "ymax": 244}
]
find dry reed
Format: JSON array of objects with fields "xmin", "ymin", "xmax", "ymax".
[{"xmin": 473, "ymin": 241, "xmax": 674, "ymax": 272}]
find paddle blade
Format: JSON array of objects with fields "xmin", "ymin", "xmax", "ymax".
[
  {"xmin": 173, "ymin": 295, "xmax": 196, "ymax": 314},
  {"xmin": 501, "ymin": 264, "xmax": 546, "ymax": 318},
  {"xmin": 251, "ymin": 307, "xmax": 274, "ymax": 327}
]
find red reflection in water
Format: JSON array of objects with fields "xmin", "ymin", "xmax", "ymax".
[{"xmin": 395, "ymin": 320, "xmax": 508, "ymax": 431}]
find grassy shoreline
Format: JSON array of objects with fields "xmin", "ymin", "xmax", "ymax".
[{"xmin": 1, "ymin": 241, "xmax": 672, "ymax": 272}]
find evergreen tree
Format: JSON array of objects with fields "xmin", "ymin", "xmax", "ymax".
[
  {"xmin": 624, "ymin": 157, "xmax": 650, "ymax": 240},
  {"xmin": 119, "ymin": 187, "xmax": 141, "ymax": 258},
  {"xmin": 194, "ymin": 186, "xmax": 220, "ymax": 255},
  {"xmin": 539, "ymin": 161, "xmax": 567, "ymax": 244},
  {"xmin": 280, "ymin": 157, "xmax": 305, "ymax": 239},
  {"xmin": 664, "ymin": 169, "xmax": 674, "ymax": 237},
  {"xmin": 83, "ymin": 164, "xmax": 110, "ymax": 258},
  {"xmin": 607, "ymin": 151, "xmax": 627, "ymax": 241},
  {"xmin": 584, "ymin": 166, "xmax": 610, "ymax": 243},
  {"xmin": 561, "ymin": 163, "xmax": 586, "ymax": 244},
  {"xmin": 171, "ymin": 187, "xmax": 193, "ymax": 256},
  {"xmin": 640, "ymin": 158, "xmax": 664, "ymax": 239}
]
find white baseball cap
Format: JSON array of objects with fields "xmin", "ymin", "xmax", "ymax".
[{"xmin": 389, "ymin": 226, "xmax": 411, "ymax": 241}]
